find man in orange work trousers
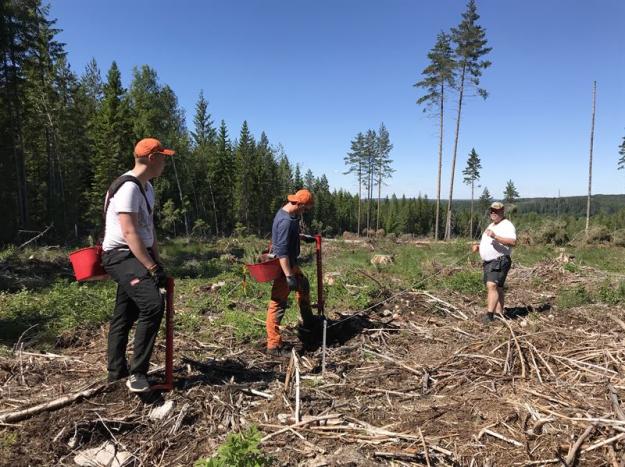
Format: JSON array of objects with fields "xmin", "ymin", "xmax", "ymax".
[{"xmin": 266, "ymin": 189, "xmax": 316, "ymax": 355}]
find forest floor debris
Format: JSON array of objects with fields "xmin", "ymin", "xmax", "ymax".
[{"xmin": 2, "ymin": 255, "xmax": 625, "ymax": 465}]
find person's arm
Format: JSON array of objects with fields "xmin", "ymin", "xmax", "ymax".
[
  {"xmin": 272, "ymin": 219, "xmax": 293, "ymax": 276},
  {"xmin": 485, "ymin": 229, "xmax": 516, "ymax": 247},
  {"xmin": 151, "ymin": 224, "xmax": 161, "ymax": 264},
  {"xmin": 279, "ymin": 257, "xmax": 294, "ymax": 277},
  {"xmin": 119, "ymin": 213, "xmax": 157, "ymax": 270}
]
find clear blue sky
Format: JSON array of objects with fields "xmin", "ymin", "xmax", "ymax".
[{"xmin": 50, "ymin": 0, "xmax": 625, "ymax": 199}]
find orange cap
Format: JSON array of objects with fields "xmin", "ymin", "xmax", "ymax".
[
  {"xmin": 134, "ymin": 138, "xmax": 175, "ymax": 157},
  {"xmin": 287, "ymin": 189, "xmax": 314, "ymax": 206}
]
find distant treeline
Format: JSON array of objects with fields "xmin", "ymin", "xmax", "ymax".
[{"xmin": 1, "ymin": 2, "xmax": 623, "ymax": 247}]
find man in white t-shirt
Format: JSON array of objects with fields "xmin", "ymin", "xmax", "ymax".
[
  {"xmin": 101, "ymin": 138, "xmax": 174, "ymax": 392},
  {"xmin": 471, "ymin": 202, "xmax": 517, "ymax": 323}
]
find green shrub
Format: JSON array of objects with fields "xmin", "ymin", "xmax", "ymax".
[
  {"xmin": 535, "ymin": 220, "xmax": 569, "ymax": 246},
  {"xmin": 585, "ymin": 225, "xmax": 611, "ymax": 244},
  {"xmin": 557, "ymin": 285, "xmax": 592, "ymax": 309},
  {"xmin": 194, "ymin": 427, "xmax": 272, "ymax": 467},
  {"xmin": 596, "ymin": 280, "xmax": 625, "ymax": 305},
  {"xmin": 612, "ymin": 229, "xmax": 625, "ymax": 247}
]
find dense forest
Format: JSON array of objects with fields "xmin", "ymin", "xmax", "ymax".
[{"xmin": 1, "ymin": 1, "xmax": 624, "ymax": 247}]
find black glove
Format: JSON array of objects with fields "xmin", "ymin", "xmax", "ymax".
[
  {"xmin": 286, "ymin": 275, "xmax": 298, "ymax": 291},
  {"xmin": 148, "ymin": 263, "xmax": 168, "ymax": 288},
  {"xmin": 301, "ymin": 234, "xmax": 316, "ymax": 244}
]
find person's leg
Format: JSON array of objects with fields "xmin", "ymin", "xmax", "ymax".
[
  {"xmin": 106, "ymin": 284, "xmax": 139, "ymax": 381},
  {"xmin": 125, "ymin": 273, "xmax": 164, "ymax": 376},
  {"xmin": 482, "ymin": 280, "xmax": 499, "ymax": 322},
  {"xmin": 294, "ymin": 269, "xmax": 314, "ymax": 327},
  {"xmin": 266, "ymin": 275, "xmax": 289, "ymax": 349},
  {"xmin": 496, "ymin": 286, "xmax": 505, "ymax": 314}
]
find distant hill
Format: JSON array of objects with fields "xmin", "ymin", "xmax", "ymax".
[{"xmin": 450, "ymin": 194, "xmax": 625, "ymax": 217}]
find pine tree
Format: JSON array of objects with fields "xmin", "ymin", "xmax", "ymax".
[
  {"xmin": 344, "ymin": 132, "xmax": 365, "ymax": 235},
  {"xmin": 363, "ymin": 129, "xmax": 377, "ymax": 236},
  {"xmin": 503, "ymin": 180, "xmax": 519, "ymax": 205},
  {"xmin": 444, "ymin": 0, "xmax": 492, "ymax": 240},
  {"xmin": 415, "ymin": 31, "xmax": 455, "ymax": 240},
  {"xmin": 462, "ymin": 148, "xmax": 481, "ymax": 238},
  {"xmin": 375, "ymin": 123, "xmax": 394, "ymax": 232}
]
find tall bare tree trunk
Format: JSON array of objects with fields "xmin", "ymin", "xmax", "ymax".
[
  {"xmin": 357, "ymin": 163, "xmax": 362, "ymax": 236},
  {"xmin": 469, "ymin": 180, "xmax": 474, "ymax": 238},
  {"xmin": 445, "ymin": 65, "xmax": 466, "ymax": 241},
  {"xmin": 376, "ymin": 173, "xmax": 381, "ymax": 232},
  {"xmin": 207, "ymin": 175, "xmax": 219, "ymax": 237},
  {"xmin": 170, "ymin": 157, "xmax": 189, "ymax": 236},
  {"xmin": 585, "ymin": 81, "xmax": 596, "ymax": 236},
  {"xmin": 435, "ymin": 85, "xmax": 444, "ymax": 240}
]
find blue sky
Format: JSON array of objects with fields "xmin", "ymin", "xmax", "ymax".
[{"xmin": 49, "ymin": 0, "xmax": 625, "ymax": 199}]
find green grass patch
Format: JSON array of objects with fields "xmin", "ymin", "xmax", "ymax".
[
  {"xmin": 439, "ymin": 271, "xmax": 483, "ymax": 295},
  {"xmin": 0, "ymin": 280, "xmax": 115, "ymax": 345},
  {"xmin": 557, "ymin": 285, "xmax": 593, "ymax": 309}
]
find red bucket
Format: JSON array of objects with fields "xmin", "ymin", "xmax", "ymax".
[
  {"xmin": 69, "ymin": 246, "xmax": 109, "ymax": 281},
  {"xmin": 246, "ymin": 258, "xmax": 283, "ymax": 283}
]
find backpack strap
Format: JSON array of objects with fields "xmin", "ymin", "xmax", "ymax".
[
  {"xmin": 99, "ymin": 175, "xmax": 153, "ymax": 244},
  {"xmin": 103, "ymin": 175, "xmax": 152, "ymax": 217}
]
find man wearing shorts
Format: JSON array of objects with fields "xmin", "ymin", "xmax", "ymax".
[{"xmin": 473, "ymin": 202, "xmax": 517, "ymax": 323}]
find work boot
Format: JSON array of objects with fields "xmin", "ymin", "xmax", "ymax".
[
  {"xmin": 480, "ymin": 312, "xmax": 495, "ymax": 325},
  {"xmin": 266, "ymin": 346, "xmax": 290, "ymax": 357},
  {"xmin": 126, "ymin": 373, "xmax": 151, "ymax": 393}
]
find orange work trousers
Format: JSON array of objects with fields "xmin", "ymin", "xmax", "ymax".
[{"xmin": 266, "ymin": 266, "xmax": 314, "ymax": 349}]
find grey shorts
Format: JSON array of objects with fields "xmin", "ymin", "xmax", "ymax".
[{"xmin": 483, "ymin": 255, "xmax": 512, "ymax": 287}]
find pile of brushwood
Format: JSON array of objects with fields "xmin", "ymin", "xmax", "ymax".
[{"xmin": 2, "ymin": 260, "xmax": 625, "ymax": 466}]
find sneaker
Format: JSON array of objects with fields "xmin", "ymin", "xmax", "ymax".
[
  {"xmin": 480, "ymin": 312, "xmax": 495, "ymax": 324},
  {"xmin": 125, "ymin": 373, "xmax": 151, "ymax": 393}
]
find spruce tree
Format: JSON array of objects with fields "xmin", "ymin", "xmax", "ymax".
[
  {"xmin": 88, "ymin": 62, "xmax": 134, "ymax": 224},
  {"xmin": 479, "ymin": 187, "xmax": 492, "ymax": 210},
  {"xmin": 234, "ymin": 120, "xmax": 255, "ymax": 230},
  {"xmin": 415, "ymin": 31, "xmax": 455, "ymax": 240},
  {"xmin": 503, "ymin": 180, "xmax": 519, "ymax": 205},
  {"xmin": 444, "ymin": 0, "xmax": 491, "ymax": 240},
  {"xmin": 462, "ymin": 148, "xmax": 481, "ymax": 237},
  {"xmin": 190, "ymin": 91, "xmax": 218, "ymax": 233},
  {"xmin": 214, "ymin": 120, "xmax": 235, "ymax": 234}
]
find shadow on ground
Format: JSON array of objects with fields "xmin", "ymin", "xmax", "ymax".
[
  {"xmin": 177, "ymin": 357, "xmax": 278, "ymax": 389},
  {"xmin": 504, "ymin": 303, "xmax": 552, "ymax": 319}
]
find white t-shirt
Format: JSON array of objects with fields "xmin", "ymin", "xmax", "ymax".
[
  {"xmin": 102, "ymin": 172, "xmax": 155, "ymax": 251},
  {"xmin": 479, "ymin": 218, "xmax": 516, "ymax": 262}
]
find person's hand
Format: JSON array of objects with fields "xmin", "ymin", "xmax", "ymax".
[
  {"xmin": 485, "ymin": 229, "xmax": 496, "ymax": 239},
  {"xmin": 148, "ymin": 263, "xmax": 168, "ymax": 288},
  {"xmin": 286, "ymin": 275, "xmax": 298, "ymax": 291},
  {"xmin": 471, "ymin": 243, "xmax": 479, "ymax": 253},
  {"xmin": 300, "ymin": 234, "xmax": 316, "ymax": 244}
]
